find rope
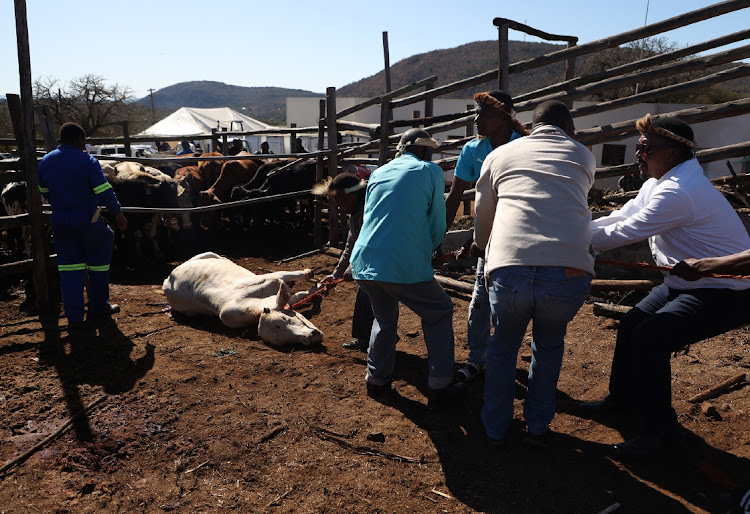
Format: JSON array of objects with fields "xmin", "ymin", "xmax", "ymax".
[
  {"xmin": 291, "ymin": 278, "xmax": 344, "ymax": 310},
  {"xmin": 595, "ymin": 258, "xmax": 750, "ymax": 280}
]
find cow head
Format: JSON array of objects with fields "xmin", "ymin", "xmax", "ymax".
[{"xmin": 257, "ymin": 282, "xmax": 323, "ymax": 346}]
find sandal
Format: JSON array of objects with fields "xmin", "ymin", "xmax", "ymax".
[{"xmin": 455, "ymin": 362, "xmax": 483, "ymax": 382}]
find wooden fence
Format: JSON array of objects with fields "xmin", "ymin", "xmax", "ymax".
[{"xmin": 4, "ymin": 0, "xmax": 750, "ymax": 329}]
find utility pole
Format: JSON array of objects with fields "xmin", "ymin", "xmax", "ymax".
[{"xmin": 148, "ymin": 88, "xmax": 156, "ymax": 123}]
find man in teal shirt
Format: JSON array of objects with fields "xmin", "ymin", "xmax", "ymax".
[
  {"xmin": 444, "ymin": 90, "xmax": 527, "ymax": 383},
  {"xmin": 351, "ymin": 128, "xmax": 461, "ymax": 408}
]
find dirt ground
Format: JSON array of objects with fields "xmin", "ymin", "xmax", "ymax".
[{"xmin": 0, "ymin": 225, "xmax": 749, "ymax": 513}]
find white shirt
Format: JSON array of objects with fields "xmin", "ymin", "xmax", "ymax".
[
  {"xmin": 475, "ymin": 124, "xmax": 596, "ymax": 277},
  {"xmin": 591, "ymin": 158, "xmax": 750, "ymax": 290}
]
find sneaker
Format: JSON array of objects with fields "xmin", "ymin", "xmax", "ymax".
[
  {"xmin": 366, "ymin": 380, "xmax": 394, "ymax": 402},
  {"xmin": 427, "ymin": 382, "xmax": 465, "ymax": 410},
  {"xmin": 455, "ymin": 362, "xmax": 483, "ymax": 383},
  {"xmin": 343, "ymin": 338, "xmax": 368, "ymax": 351}
]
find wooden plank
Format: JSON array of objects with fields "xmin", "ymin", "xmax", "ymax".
[
  {"xmin": 391, "ymin": 1, "xmax": 750, "ymax": 110},
  {"xmin": 34, "ymin": 105, "xmax": 57, "ymax": 151},
  {"xmin": 516, "ymin": 45, "xmax": 750, "ymax": 113},
  {"xmin": 12, "ymin": 0, "xmax": 55, "ymax": 330},
  {"xmin": 576, "ymin": 98, "xmax": 750, "ymax": 146},
  {"xmin": 592, "ymin": 302, "xmax": 631, "ymax": 320},
  {"xmin": 590, "ymin": 279, "xmax": 657, "ymax": 293},
  {"xmin": 570, "ymin": 65, "xmax": 750, "ymax": 119},
  {"xmin": 688, "ymin": 373, "xmax": 746, "ymax": 403},
  {"xmin": 0, "ymin": 211, "xmax": 50, "ymax": 230},
  {"xmin": 333, "ymin": 76, "xmax": 437, "ymax": 120},
  {"xmin": 497, "ymin": 20, "xmax": 509, "ymax": 91},
  {"xmin": 326, "ymin": 87, "xmax": 339, "ymax": 246},
  {"xmin": 515, "ymin": 28, "xmax": 750, "ymax": 103},
  {"xmin": 314, "ymin": 99, "xmax": 325, "ymax": 248},
  {"xmin": 435, "ymin": 275, "xmax": 474, "ymax": 294},
  {"xmin": 493, "ymin": 18, "xmax": 578, "ymax": 44}
]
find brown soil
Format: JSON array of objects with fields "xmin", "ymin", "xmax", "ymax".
[{"xmin": 1, "ymin": 227, "xmax": 749, "ymax": 513}]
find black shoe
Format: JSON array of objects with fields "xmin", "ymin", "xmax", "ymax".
[
  {"xmin": 427, "ymin": 382, "xmax": 465, "ymax": 410},
  {"xmin": 89, "ymin": 303, "xmax": 120, "ymax": 317},
  {"xmin": 455, "ymin": 362, "xmax": 483, "ymax": 383},
  {"xmin": 366, "ymin": 380, "xmax": 394, "ymax": 402},
  {"xmin": 343, "ymin": 338, "xmax": 368, "ymax": 351},
  {"xmin": 487, "ymin": 434, "xmax": 506, "ymax": 447},
  {"xmin": 613, "ymin": 434, "xmax": 680, "ymax": 458},
  {"xmin": 68, "ymin": 321, "xmax": 85, "ymax": 332},
  {"xmin": 578, "ymin": 397, "xmax": 626, "ymax": 415},
  {"xmin": 522, "ymin": 430, "xmax": 552, "ymax": 449}
]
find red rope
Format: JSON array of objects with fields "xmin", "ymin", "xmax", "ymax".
[
  {"xmin": 291, "ymin": 278, "xmax": 344, "ymax": 310},
  {"xmin": 595, "ymin": 259, "xmax": 750, "ymax": 280}
]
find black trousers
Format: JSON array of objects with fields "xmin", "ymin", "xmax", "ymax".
[{"xmin": 609, "ymin": 283, "xmax": 750, "ymax": 438}]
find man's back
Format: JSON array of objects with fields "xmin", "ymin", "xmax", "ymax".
[
  {"xmin": 351, "ymin": 153, "xmax": 446, "ymax": 284},
  {"xmin": 476, "ymin": 125, "xmax": 595, "ymax": 275}
]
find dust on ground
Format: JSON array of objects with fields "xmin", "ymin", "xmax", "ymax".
[{"xmin": 1, "ymin": 226, "xmax": 749, "ymax": 513}]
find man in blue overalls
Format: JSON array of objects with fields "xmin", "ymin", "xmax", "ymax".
[{"xmin": 37, "ymin": 122, "xmax": 128, "ymax": 330}]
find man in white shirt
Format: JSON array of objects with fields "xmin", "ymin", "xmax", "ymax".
[
  {"xmin": 475, "ymin": 100, "xmax": 595, "ymax": 447},
  {"xmin": 583, "ymin": 114, "xmax": 750, "ymax": 457}
]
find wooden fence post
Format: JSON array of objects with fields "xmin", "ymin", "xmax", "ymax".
[
  {"xmin": 497, "ymin": 20, "xmax": 509, "ymax": 91},
  {"xmin": 325, "ymin": 87, "xmax": 339, "ymax": 246},
  {"xmin": 12, "ymin": 0, "xmax": 56, "ymax": 331},
  {"xmin": 424, "ymin": 83, "xmax": 434, "ymax": 128},
  {"xmin": 564, "ymin": 41, "xmax": 577, "ymax": 108},
  {"xmin": 34, "ymin": 105, "xmax": 57, "ymax": 151},
  {"xmin": 314, "ymin": 100, "xmax": 325, "ymax": 248},
  {"xmin": 289, "ymin": 123, "xmax": 297, "ymax": 154},
  {"xmin": 122, "ymin": 121, "xmax": 130, "ymax": 157}
]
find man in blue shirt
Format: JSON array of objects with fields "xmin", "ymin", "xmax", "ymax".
[
  {"xmin": 444, "ymin": 90, "xmax": 528, "ymax": 383},
  {"xmin": 351, "ymin": 128, "xmax": 461, "ymax": 408},
  {"xmin": 176, "ymin": 140, "xmax": 194, "ymax": 155},
  {"xmin": 37, "ymin": 122, "xmax": 127, "ymax": 330}
]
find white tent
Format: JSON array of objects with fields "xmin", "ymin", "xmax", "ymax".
[{"xmin": 137, "ymin": 107, "xmax": 272, "ymax": 138}]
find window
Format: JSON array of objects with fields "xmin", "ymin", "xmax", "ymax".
[{"xmin": 601, "ymin": 144, "xmax": 626, "ymax": 166}]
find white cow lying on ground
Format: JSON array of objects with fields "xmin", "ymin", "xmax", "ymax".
[{"xmin": 162, "ymin": 252, "xmax": 323, "ymax": 346}]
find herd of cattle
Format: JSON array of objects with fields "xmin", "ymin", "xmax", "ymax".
[
  {"xmin": 0, "ymin": 152, "xmax": 321, "ymax": 263},
  {"xmin": 0, "ymin": 152, "xmax": 329, "ymax": 344}
]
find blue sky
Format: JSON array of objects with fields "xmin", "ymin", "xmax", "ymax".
[{"xmin": 2, "ymin": 1, "xmax": 748, "ymax": 101}]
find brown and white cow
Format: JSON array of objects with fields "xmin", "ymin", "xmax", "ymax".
[{"xmin": 162, "ymin": 252, "xmax": 323, "ymax": 346}]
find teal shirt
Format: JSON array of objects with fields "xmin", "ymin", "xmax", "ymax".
[
  {"xmin": 454, "ymin": 131, "xmax": 522, "ymax": 183},
  {"xmin": 351, "ymin": 153, "xmax": 446, "ymax": 284}
]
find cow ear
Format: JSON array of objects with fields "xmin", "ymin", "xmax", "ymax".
[
  {"xmin": 263, "ymin": 307, "xmax": 270, "ymax": 314},
  {"xmin": 276, "ymin": 282, "xmax": 291, "ymax": 309}
]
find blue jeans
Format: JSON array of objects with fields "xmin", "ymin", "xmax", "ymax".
[
  {"xmin": 482, "ymin": 266, "xmax": 591, "ymax": 439},
  {"xmin": 466, "ymin": 257, "xmax": 491, "ymax": 367},
  {"xmin": 609, "ymin": 283, "xmax": 750, "ymax": 439},
  {"xmin": 357, "ymin": 279, "xmax": 454, "ymax": 390},
  {"xmin": 351, "ymin": 286, "xmax": 375, "ymax": 341}
]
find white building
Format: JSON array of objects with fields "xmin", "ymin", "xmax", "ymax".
[{"xmin": 287, "ymin": 97, "xmax": 750, "ymax": 190}]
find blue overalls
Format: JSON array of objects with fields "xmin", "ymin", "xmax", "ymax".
[{"xmin": 37, "ymin": 145, "xmax": 122, "ymax": 323}]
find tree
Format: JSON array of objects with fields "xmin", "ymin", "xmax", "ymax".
[
  {"xmin": 578, "ymin": 37, "xmax": 705, "ymax": 102},
  {"xmin": 33, "ymin": 74, "xmax": 151, "ymax": 137}
]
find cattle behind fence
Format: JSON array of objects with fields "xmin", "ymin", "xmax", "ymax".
[{"xmin": 5, "ymin": 0, "xmax": 750, "ymax": 326}]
